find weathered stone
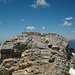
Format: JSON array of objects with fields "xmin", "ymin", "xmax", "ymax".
[
  {"xmin": 48, "ymin": 57, "xmax": 55, "ymax": 62},
  {"xmin": 0, "ymin": 32, "xmax": 72, "ymax": 75},
  {"xmin": 52, "ymin": 45, "xmax": 59, "ymax": 50},
  {"xmin": 19, "ymin": 62, "xmax": 28, "ymax": 69},
  {"xmin": 5, "ymin": 63, "xmax": 11, "ymax": 68},
  {"xmin": 37, "ymin": 41, "xmax": 48, "ymax": 49}
]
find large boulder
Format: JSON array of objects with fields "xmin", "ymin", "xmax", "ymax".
[{"xmin": 0, "ymin": 32, "xmax": 72, "ymax": 75}]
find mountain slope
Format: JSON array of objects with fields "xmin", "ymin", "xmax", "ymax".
[
  {"xmin": 69, "ymin": 39, "xmax": 75, "ymax": 49},
  {"xmin": 0, "ymin": 41, "xmax": 2, "ymax": 46}
]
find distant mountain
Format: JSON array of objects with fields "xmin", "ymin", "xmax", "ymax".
[
  {"xmin": 68, "ymin": 39, "xmax": 75, "ymax": 49},
  {"xmin": 0, "ymin": 41, "xmax": 2, "ymax": 46}
]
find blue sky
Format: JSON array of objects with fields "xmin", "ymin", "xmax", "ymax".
[{"xmin": 0, "ymin": 0, "xmax": 75, "ymax": 42}]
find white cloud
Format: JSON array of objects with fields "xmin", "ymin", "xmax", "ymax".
[
  {"xmin": 59, "ymin": 17, "xmax": 73, "ymax": 27},
  {"xmin": 31, "ymin": 0, "xmax": 50, "ymax": 8},
  {"xmin": 42, "ymin": 26, "xmax": 45, "ymax": 29},
  {"xmin": 65, "ymin": 17, "xmax": 73, "ymax": 20},
  {"xmin": 71, "ymin": 31, "xmax": 75, "ymax": 33},
  {"xmin": 62, "ymin": 21, "xmax": 72, "ymax": 26},
  {"xmin": 26, "ymin": 26, "xmax": 35, "ymax": 30}
]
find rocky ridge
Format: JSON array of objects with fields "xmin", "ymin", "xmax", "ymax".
[{"xmin": 0, "ymin": 32, "xmax": 72, "ymax": 75}]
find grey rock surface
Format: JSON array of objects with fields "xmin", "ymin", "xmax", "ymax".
[{"xmin": 0, "ymin": 32, "xmax": 72, "ymax": 75}]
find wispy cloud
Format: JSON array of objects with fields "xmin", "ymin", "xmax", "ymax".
[
  {"xmin": 20, "ymin": 19, "xmax": 26, "ymax": 23},
  {"xmin": 71, "ymin": 30, "xmax": 75, "ymax": 33},
  {"xmin": 59, "ymin": 16, "xmax": 73, "ymax": 27},
  {"xmin": 42, "ymin": 26, "xmax": 46, "ymax": 29},
  {"xmin": 65, "ymin": 17, "xmax": 73, "ymax": 20},
  {"xmin": 0, "ymin": 0, "xmax": 11, "ymax": 3},
  {"xmin": 0, "ymin": 0, "xmax": 6, "ymax": 3},
  {"xmin": 26, "ymin": 26, "xmax": 35, "ymax": 30},
  {"xmin": 30, "ymin": 0, "xmax": 50, "ymax": 8},
  {"xmin": 0, "ymin": 21, "xmax": 2, "ymax": 24},
  {"xmin": 59, "ymin": 21, "xmax": 72, "ymax": 27},
  {"xmin": 62, "ymin": 21, "xmax": 72, "ymax": 26}
]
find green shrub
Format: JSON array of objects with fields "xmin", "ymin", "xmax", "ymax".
[{"xmin": 69, "ymin": 47, "xmax": 74, "ymax": 53}]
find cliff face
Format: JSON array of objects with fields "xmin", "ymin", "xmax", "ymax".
[{"xmin": 0, "ymin": 32, "xmax": 72, "ymax": 75}]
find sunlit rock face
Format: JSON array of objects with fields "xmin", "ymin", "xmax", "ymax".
[{"xmin": 0, "ymin": 32, "xmax": 72, "ymax": 75}]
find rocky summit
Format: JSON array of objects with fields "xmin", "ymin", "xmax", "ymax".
[{"xmin": 0, "ymin": 32, "xmax": 73, "ymax": 75}]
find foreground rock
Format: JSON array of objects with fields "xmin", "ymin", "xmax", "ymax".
[{"xmin": 0, "ymin": 32, "xmax": 72, "ymax": 75}]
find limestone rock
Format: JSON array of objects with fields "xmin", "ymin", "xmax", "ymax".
[{"xmin": 0, "ymin": 32, "xmax": 72, "ymax": 75}]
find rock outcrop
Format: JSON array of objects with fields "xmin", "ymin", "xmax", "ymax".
[{"xmin": 0, "ymin": 32, "xmax": 72, "ymax": 75}]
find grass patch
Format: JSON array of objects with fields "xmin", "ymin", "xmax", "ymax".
[{"xmin": 22, "ymin": 32, "xmax": 41, "ymax": 36}]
